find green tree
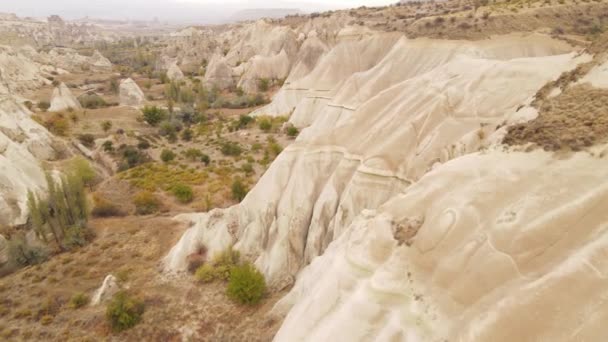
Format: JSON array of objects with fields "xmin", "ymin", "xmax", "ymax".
[{"xmin": 231, "ymin": 178, "xmax": 248, "ymax": 202}]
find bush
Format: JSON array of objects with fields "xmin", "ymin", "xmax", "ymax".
[
  {"xmin": 137, "ymin": 139, "xmax": 150, "ymax": 150},
  {"xmin": 102, "ymin": 141, "xmax": 114, "ymax": 152},
  {"xmin": 69, "ymin": 293, "xmax": 89, "ymax": 309},
  {"xmin": 184, "ymin": 148, "xmax": 203, "ymax": 161},
  {"xmin": 258, "ymin": 118, "xmax": 272, "ymax": 132},
  {"xmin": 238, "ymin": 115, "xmax": 254, "ymax": 129},
  {"xmin": 231, "ymin": 179, "xmax": 248, "ymax": 201},
  {"xmin": 38, "ymin": 101, "xmax": 50, "ymax": 112},
  {"xmin": 181, "ymin": 128, "xmax": 193, "ymax": 141},
  {"xmin": 171, "ymin": 183, "xmax": 193, "ymax": 203},
  {"xmin": 133, "ymin": 191, "xmax": 161, "ymax": 215},
  {"xmin": 160, "ymin": 149, "xmax": 176, "ymax": 163},
  {"xmin": 195, "ymin": 264, "xmax": 217, "ymax": 283},
  {"xmin": 92, "ymin": 196, "xmax": 124, "ymax": 217},
  {"xmin": 78, "ymin": 93, "xmax": 107, "ymax": 109},
  {"xmin": 78, "ymin": 134, "xmax": 95, "ymax": 148},
  {"xmin": 286, "ymin": 126, "xmax": 299, "ymax": 137},
  {"xmin": 226, "ymin": 263, "xmax": 266, "ymax": 305},
  {"xmin": 201, "ymin": 154, "xmax": 210, "ymax": 166},
  {"xmin": 121, "ymin": 146, "xmax": 149, "ymax": 169},
  {"xmin": 43, "ymin": 113, "xmax": 70, "ymax": 136},
  {"xmin": 257, "ymin": 78, "xmax": 270, "ymax": 92},
  {"xmin": 71, "ymin": 157, "xmax": 96, "ymax": 187},
  {"xmin": 142, "ymin": 106, "xmax": 167, "ymax": 126},
  {"xmin": 220, "ymin": 141, "xmax": 242, "ymax": 156},
  {"xmin": 101, "ymin": 120, "xmax": 113, "ymax": 132},
  {"xmin": 105, "ymin": 292, "xmax": 144, "ymax": 332},
  {"xmin": 7, "ymin": 235, "xmax": 48, "ymax": 267}
]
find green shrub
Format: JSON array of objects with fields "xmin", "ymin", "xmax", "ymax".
[
  {"xmin": 102, "ymin": 141, "xmax": 114, "ymax": 152},
  {"xmin": 78, "ymin": 93, "xmax": 107, "ymax": 109},
  {"xmin": 38, "ymin": 101, "xmax": 50, "ymax": 112},
  {"xmin": 257, "ymin": 78, "xmax": 270, "ymax": 92},
  {"xmin": 78, "ymin": 134, "xmax": 95, "ymax": 148},
  {"xmin": 258, "ymin": 118, "xmax": 272, "ymax": 132},
  {"xmin": 133, "ymin": 191, "xmax": 161, "ymax": 215},
  {"xmin": 201, "ymin": 154, "xmax": 210, "ymax": 166},
  {"xmin": 69, "ymin": 293, "xmax": 89, "ymax": 309},
  {"xmin": 181, "ymin": 128, "xmax": 193, "ymax": 141},
  {"xmin": 286, "ymin": 126, "xmax": 299, "ymax": 137},
  {"xmin": 70, "ymin": 157, "xmax": 96, "ymax": 187},
  {"xmin": 220, "ymin": 141, "xmax": 242, "ymax": 156},
  {"xmin": 7, "ymin": 235, "xmax": 48, "ymax": 267},
  {"xmin": 241, "ymin": 163, "xmax": 253, "ymax": 174},
  {"xmin": 171, "ymin": 184, "xmax": 193, "ymax": 203},
  {"xmin": 160, "ymin": 149, "xmax": 176, "ymax": 163},
  {"xmin": 105, "ymin": 292, "xmax": 144, "ymax": 332},
  {"xmin": 142, "ymin": 106, "xmax": 167, "ymax": 126},
  {"xmin": 231, "ymin": 178, "xmax": 248, "ymax": 201},
  {"xmin": 195, "ymin": 264, "xmax": 217, "ymax": 283},
  {"xmin": 101, "ymin": 120, "xmax": 113, "ymax": 132},
  {"xmin": 226, "ymin": 263, "xmax": 266, "ymax": 305},
  {"xmin": 184, "ymin": 148, "xmax": 203, "ymax": 161}
]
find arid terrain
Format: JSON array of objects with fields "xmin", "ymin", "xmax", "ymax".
[{"xmin": 2, "ymin": 0, "xmax": 608, "ymax": 340}]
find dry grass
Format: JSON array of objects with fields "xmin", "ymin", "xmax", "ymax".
[
  {"xmin": 0, "ymin": 216, "xmax": 283, "ymax": 341},
  {"xmin": 504, "ymin": 85, "xmax": 608, "ymax": 150}
]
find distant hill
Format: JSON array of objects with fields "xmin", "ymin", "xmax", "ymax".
[{"xmin": 230, "ymin": 8, "xmax": 303, "ymax": 22}]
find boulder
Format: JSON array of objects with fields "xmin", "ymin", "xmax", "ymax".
[
  {"xmin": 119, "ymin": 78, "xmax": 145, "ymax": 107},
  {"xmin": 90, "ymin": 50, "xmax": 112, "ymax": 70},
  {"xmin": 167, "ymin": 62, "xmax": 184, "ymax": 81},
  {"xmin": 49, "ymin": 82, "xmax": 82, "ymax": 112},
  {"xmin": 91, "ymin": 274, "xmax": 120, "ymax": 305}
]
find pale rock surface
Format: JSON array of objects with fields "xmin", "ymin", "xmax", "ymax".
[
  {"xmin": 167, "ymin": 62, "xmax": 185, "ymax": 81},
  {"xmin": 0, "ymin": 97, "xmax": 54, "ymax": 226},
  {"xmin": 578, "ymin": 58, "xmax": 608, "ymax": 88},
  {"xmin": 49, "ymin": 82, "xmax": 82, "ymax": 112},
  {"xmin": 0, "ymin": 234, "xmax": 8, "ymax": 265},
  {"xmin": 119, "ymin": 78, "xmax": 145, "ymax": 107},
  {"xmin": 274, "ymin": 148, "xmax": 608, "ymax": 341},
  {"xmin": 237, "ymin": 49, "xmax": 291, "ymax": 93},
  {"xmin": 90, "ymin": 50, "xmax": 112, "ymax": 70},
  {"xmin": 166, "ymin": 33, "xmax": 584, "ymax": 285},
  {"xmin": 91, "ymin": 274, "xmax": 120, "ymax": 305}
]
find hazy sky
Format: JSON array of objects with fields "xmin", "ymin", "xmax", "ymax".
[{"xmin": 0, "ymin": 0, "xmax": 397, "ymax": 23}]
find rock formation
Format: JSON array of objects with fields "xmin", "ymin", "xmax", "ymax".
[
  {"xmin": 167, "ymin": 62, "xmax": 185, "ymax": 81},
  {"xmin": 119, "ymin": 78, "xmax": 145, "ymax": 107},
  {"xmin": 165, "ymin": 28, "xmax": 605, "ymax": 340},
  {"xmin": 49, "ymin": 82, "xmax": 82, "ymax": 112},
  {"xmin": 91, "ymin": 274, "xmax": 120, "ymax": 305}
]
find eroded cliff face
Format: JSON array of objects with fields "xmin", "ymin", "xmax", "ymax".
[{"xmin": 163, "ymin": 17, "xmax": 608, "ymax": 339}]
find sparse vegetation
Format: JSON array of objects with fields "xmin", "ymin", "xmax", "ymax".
[
  {"xmin": 231, "ymin": 178, "xmax": 248, "ymax": 201},
  {"xmin": 69, "ymin": 293, "xmax": 90, "ymax": 309},
  {"xmin": 142, "ymin": 106, "xmax": 167, "ymax": 126},
  {"xmin": 227, "ymin": 262, "xmax": 266, "ymax": 305},
  {"xmin": 133, "ymin": 191, "xmax": 161, "ymax": 215},
  {"xmin": 160, "ymin": 149, "xmax": 176, "ymax": 163},
  {"xmin": 171, "ymin": 183, "xmax": 194, "ymax": 203},
  {"xmin": 105, "ymin": 292, "xmax": 145, "ymax": 332}
]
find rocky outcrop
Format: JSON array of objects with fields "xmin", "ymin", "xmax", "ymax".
[
  {"xmin": 167, "ymin": 62, "xmax": 184, "ymax": 81},
  {"xmin": 49, "ymin": 82, "xmax": 82, "ymax": 112},
  {"xmin": 90, "ymin": 50, "xmax": 112, "ymax": 70},
  {"xmin": 119, "ymin": 78, "xmax": 145, "ymax": 107},
  {"xmin": 91, "ymin": 274, "xmax": 120, "ymax": 305},
  {"xmin": 0, "ymin": 98, "xmax": 54, "ymax": 226},
  {"xmin": 165, "ymin": 31, "xmax": 598, "ymax": 340}
]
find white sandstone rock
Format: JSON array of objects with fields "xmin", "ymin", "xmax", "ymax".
[
  {"xmin": 167, "ymin": 62, "xmax": 185, "ymax": 81},
  {"xmin": 49, "ymin": 82, "xmax": 82, "ymax": 112},
  {"xmin": 91, "ymin": 274, "xmax": 121, "ymax": 305},
  {"xmin": 119, "ymin": 78, "xmax": 145, "ymax": 107}
]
